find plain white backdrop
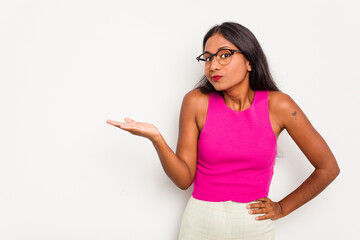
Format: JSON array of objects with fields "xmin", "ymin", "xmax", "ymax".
[{"xmin": 0, "ymin": 0, "xmax": 359, "ymax": 239}]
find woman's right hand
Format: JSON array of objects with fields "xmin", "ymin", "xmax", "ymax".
[{"xmin": 106, "ymin": 117, "xmax": 161, "ymax": 142}]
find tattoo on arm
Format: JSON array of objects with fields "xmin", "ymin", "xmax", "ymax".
[{"xmin": 292, "ymin": 111, "xmax": 297, "ymax": 120}]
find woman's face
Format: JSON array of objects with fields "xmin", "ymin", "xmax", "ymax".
[{"xmin": 203, "ymin": 33, "xmax": 252, "ymax": 91}]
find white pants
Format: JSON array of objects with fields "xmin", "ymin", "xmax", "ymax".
[{"xmin": 178, "ymin": 195, "xmax": 275, "ymax": 240}]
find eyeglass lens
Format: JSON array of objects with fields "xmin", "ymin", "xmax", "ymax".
[{"xmin": 198, "ymin": 49, "xmax": 233, "ymax": 68}]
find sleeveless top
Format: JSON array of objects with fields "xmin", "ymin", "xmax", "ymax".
[{"xmin": 192, "ymin": 90, "xmax": 277, "ymax": 203}]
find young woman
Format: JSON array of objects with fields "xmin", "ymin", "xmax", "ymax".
[{"xmin": 106, "ymin": 22, "xmax": 340, "ymax": 239}]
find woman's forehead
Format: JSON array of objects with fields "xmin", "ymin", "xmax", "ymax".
[{"xmin": 204, "ymin": 34, "xmax": 236, "ymax": 52}]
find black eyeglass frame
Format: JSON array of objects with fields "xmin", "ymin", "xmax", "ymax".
[{"xmin": 196, "ymin": 48, "xmax": 242, "ymax": 65}]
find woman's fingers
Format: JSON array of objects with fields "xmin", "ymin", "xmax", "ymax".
[
  {"xmin": 106, "ymin": 120, "xmax": 115, "ymax": 125},
  {"xmin": 247, "ymin": 202, "xmax": 265, "ymax": 209},
  {"xmin": 124, "ymin": 117, "xmax": 135, "ymax": 125},
  {"xmin": 246, "ymin": 197, "xmax": 283, "ymax": 221},
  {"xmin": 106, "ymin": 120, "xmax": 129, "ymax": 129},
  {"xmin": 106, "ymin": 118, "xmax": 160, "ymax": 141},
  {"xmin": 106, "ymin": 120, "xmax": 119, "ymax": 126},
  {"xmin": 256, "ymin": 197, "xmax": 267, "ymax": 202}
]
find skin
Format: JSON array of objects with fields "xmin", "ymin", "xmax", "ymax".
[{"xmin": 106, "ymin": 32, "xmax": 340, "ymax": 222}]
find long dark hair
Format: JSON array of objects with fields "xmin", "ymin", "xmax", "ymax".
[{"xmin": 194, "ymin": 22, "xmax": 281, "ymax": 94}]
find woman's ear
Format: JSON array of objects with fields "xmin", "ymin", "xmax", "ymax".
[
  {"xmin": 246, "ymin": 59, "xmax": 252, "ymax": 71},
  {"xmin": 247, "ymin": 63, "xmax": 252, "ymax": 71}
]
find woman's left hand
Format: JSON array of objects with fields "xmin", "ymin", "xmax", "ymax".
[{"xmin": 246, "ymin": 197, "xmax": 284, "ymax": 221}]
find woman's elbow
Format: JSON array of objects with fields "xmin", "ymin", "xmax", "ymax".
[{"xmin": 328, "ymin": 164, "xmax": 340, "ymax": 179}]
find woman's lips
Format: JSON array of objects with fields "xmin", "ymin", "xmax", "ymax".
[{"xmin": 212, "ymin": 75, "xmax": 222, "ymax": 81}]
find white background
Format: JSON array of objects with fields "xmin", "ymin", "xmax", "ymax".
[{"xmin": 1, "ymin": 0, "xmax": 359, "ymax": 239}]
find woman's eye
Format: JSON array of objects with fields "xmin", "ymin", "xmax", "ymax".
[{"xmin": 221, "ymin": 53, "xmax": 230, "ymax": 58}]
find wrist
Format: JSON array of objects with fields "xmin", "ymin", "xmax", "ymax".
[
  {"xmin": 278, "ymin": 202, "xmax": 284, "ymax": 214},
  {"xmin": 277, "ymin": 201, "xmax": 287, "ymax": 218},
  {"xmin": 151, "ymin": 132, "xmax": 162, "ymax": 144}
]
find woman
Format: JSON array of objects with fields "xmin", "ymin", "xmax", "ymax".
[{"xmin": 106, "ymin": 22, "xmax": 340, "ymax": 239}]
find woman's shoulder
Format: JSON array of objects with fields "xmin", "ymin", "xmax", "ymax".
[
  {"xmin": 184, "ymin": 89, "xmax": 209, "ymax": 106},
  {"xmin": 268, "ymin": 90, "xmax": 303, "ymax": 128},
  {"xmin": 182, "ymin": 89, "xmax": 209, "ymax": 122},
  {"xmin": 268, "ymin": 90, "xmax": 295, "ymax": 110}
]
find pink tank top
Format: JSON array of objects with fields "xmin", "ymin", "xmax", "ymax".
[{"xmin": 192, "ymin": 90, "xmax": 277, "ymax": 203}]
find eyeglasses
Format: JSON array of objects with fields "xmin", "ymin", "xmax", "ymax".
[{"xmin": 196, "ymin": 48, "xmax": 242, "ymax": 68}]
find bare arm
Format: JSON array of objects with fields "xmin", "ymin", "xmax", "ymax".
[
  {"xmin": 273, "ymin": 93, "xmax": 341, "ymax": 218},
  {"xmin": 151, "ymin": 89, "xmax": 200, "ymax": 190},
  {"xmin": 150, "ymin": 134, "xmax": 192, "ymax": 190},
  {"xmin": 107, "ymin": 90, "xmax": 200, "ymax": 190}
]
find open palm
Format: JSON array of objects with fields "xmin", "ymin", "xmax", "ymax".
[{"xmin": 106, "ymin": 117, "xmax": 160, "ymax": 141}]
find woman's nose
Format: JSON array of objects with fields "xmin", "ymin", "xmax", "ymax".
[{"xmin": 209, "ymin": 58, "xmax": 221, "ymax": 71}]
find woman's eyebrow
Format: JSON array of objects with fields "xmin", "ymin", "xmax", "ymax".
[
  {"xmin": 204, "ymin": 46, "xmax": 232, "ymax": 52},
  {"xmin": 218, "ymin": 46, "xmax": 232, "ymax": 49}
]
